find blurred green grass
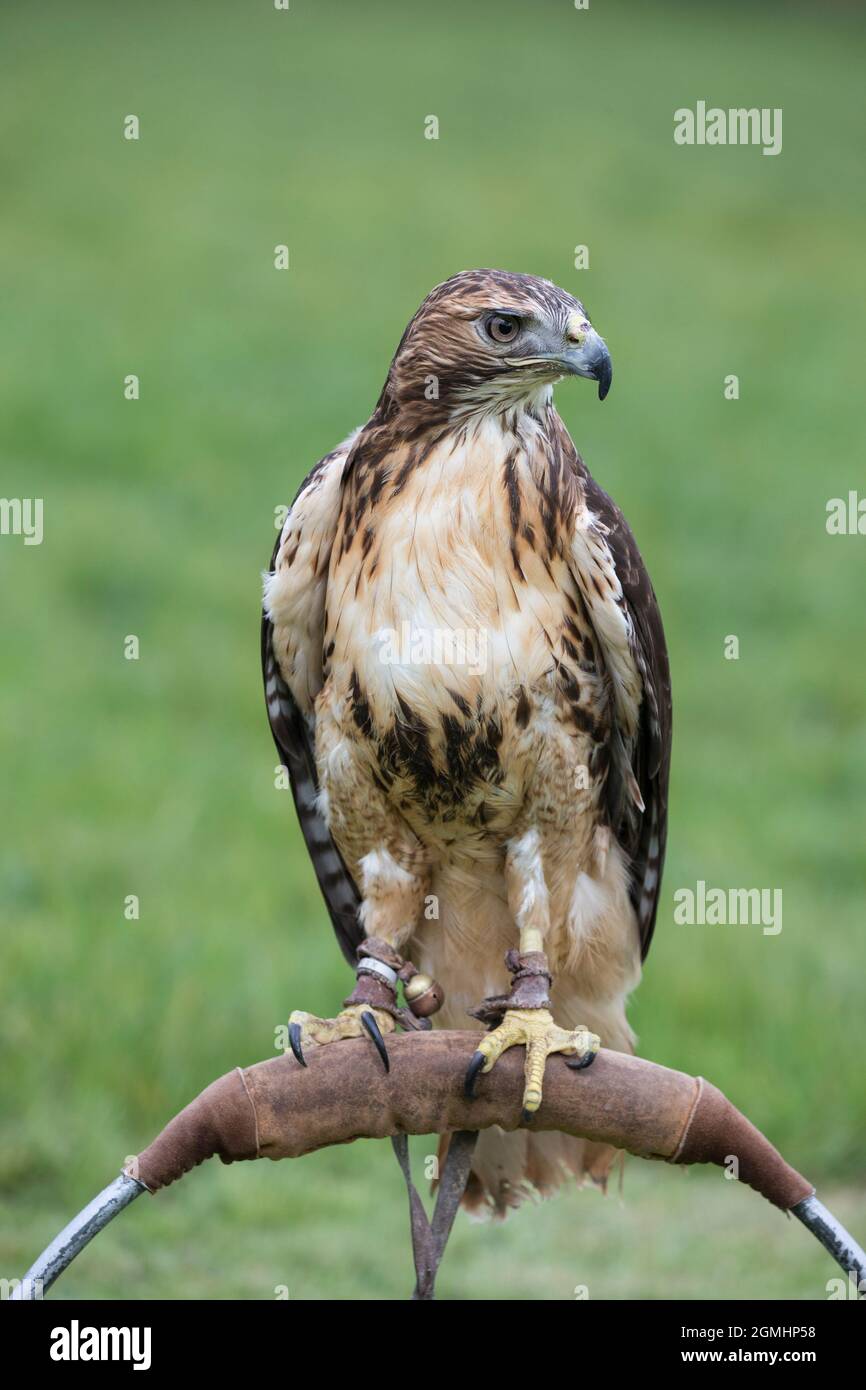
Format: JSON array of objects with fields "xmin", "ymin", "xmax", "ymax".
[{"xmin": 1, "ymin": 0, "xmax": 864, "ymax": 1298}]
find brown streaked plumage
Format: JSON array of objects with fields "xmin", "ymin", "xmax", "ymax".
[{"xmin": 262, "ymin": 270, "xmax": 671, "ymax": 1214}]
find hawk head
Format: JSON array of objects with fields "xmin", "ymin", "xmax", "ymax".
[{"xmin": 381, "ymin": 269, "xmax": 612, "ymax": 424}]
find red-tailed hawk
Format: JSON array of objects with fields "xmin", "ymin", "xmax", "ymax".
[{"xmin": 263, "ymin": 270, "xmax": 671, "ymax": 1213}]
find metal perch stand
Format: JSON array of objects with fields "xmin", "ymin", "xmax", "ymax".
[{"xmin": 11, "ymin": 1034, "xmax": 866, "ymax": 1300}]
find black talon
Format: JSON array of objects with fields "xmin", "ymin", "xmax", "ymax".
[
  {"xmin": 360, "ymin": 1011, "xmax": 390, "ymax": 1072},
  {"xmin": 288, "ymin": 1021, "xmax": 307, "ymax": 1068},
  {"xmin": 464, "ymin": 1050, "xmax": 486, "ymax": 1099},
  {"xmin": 566, "ymin": 1048, "xmax": 598, "ymax": 1071}
]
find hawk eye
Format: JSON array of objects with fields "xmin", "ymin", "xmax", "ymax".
[{"xmin": 486, "ymin": 313, "xmax": 520, "ymax": 344}]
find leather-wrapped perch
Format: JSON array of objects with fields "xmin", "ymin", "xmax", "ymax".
[
  {"xmin": 11, "ymin": 1034, "xmax": 866, "ymax": 1299},
  {"xmin": 129, "ymin": 1036, "xmax": 810, "ymax": 1208}
]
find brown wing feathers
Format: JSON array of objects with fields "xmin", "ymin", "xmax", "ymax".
[
  {"xmin": 578, "ymin": 470, "xmax": 672, "ymax": 960},
  {"xmin": 262, "ymin": 535, "xmax": 363, "ymax": 965}
]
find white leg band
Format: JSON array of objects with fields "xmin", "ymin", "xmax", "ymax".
[{"xmin": 357, "ymin": 957, "xmax": 398, "ymax": 988}]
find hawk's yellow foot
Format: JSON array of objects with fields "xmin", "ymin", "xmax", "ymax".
[
  {"xmin": 288, "ymin": 1004, "xmax": 395, "ymax": 1072},
  {"xmin": 464, "ymin": 1008, "xmax": 600, "ymax": 1119}
]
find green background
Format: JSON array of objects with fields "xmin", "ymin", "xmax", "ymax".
[{"xmin": 1, "ymin": 0, "xmax": 864, "ymax": 1300}]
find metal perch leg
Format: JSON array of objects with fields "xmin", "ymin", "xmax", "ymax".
[
  {"xmin": 792, "ymin": 1194, "xmax": 866, "ymax": 1289},
  {"xmin": 10, "ymin": 1172, "xmax": 146, "ymax": 1300}
]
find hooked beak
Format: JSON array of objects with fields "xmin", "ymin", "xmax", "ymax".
[{"xmin": 560, "ymin": 324, "xmax": 613, "ymax": 401}]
